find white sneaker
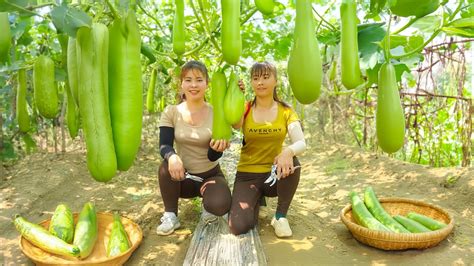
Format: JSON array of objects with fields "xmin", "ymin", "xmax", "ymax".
[
  {"xmin": 271, "ymin": 216, "xmax": 292, "ymax": 238},
  {"xmin": 156, "ymin": 212, "xmax": 180, "ymax": 235},
  {"xmin": 201, "ymin": 207, "xmax": 218, "ymax": 224}
]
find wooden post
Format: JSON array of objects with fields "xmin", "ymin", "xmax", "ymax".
[{"xmin": 183, "ymin": 217, "xmax": 267, "ymax": 266}]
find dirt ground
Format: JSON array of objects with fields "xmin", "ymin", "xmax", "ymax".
[{"xmin": 1, "ymin": 135, "xmax": 473, "ymax": 265}]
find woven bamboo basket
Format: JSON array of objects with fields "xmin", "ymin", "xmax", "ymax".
[
  {"xmin": 19, "ymin": 212, "xmax": 143, "ymax": 266},
  {"xmin": 340, "ymin": 197, "xmax": 454, "ymax": 250}
]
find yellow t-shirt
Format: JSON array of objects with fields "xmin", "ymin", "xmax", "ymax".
[{"xmin": 237, "ymin": 103, "xmax": 299, "ymax": 173}]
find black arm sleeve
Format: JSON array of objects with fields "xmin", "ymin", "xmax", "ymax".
[
  {"xmin": 159, "ymin": 126, "xmax": 176, "ymax": 160},
  {"xmin": 207, "ymin": 147, "xmax": 223, "ymax": 162}
]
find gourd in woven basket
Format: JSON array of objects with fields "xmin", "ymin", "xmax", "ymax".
[
  {"xmin": 19, "ymin": 212, "xmax": 142, "ymax": 266},
  {"xmin": 340, "ymin": 197, "xmax": 454, "ymax": 250}
]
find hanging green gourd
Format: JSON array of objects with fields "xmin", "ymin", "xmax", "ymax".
[
  {"xmin": 146, "ymin": 68, "xmax": 158, "ymax": 113},
  {"xmin": 173, "ymin": 0, "xmax": 185, "ymax": 55},
  {"xmin": 61, "ymin": 35, "xmax": 79, "ymax": 139},
  {"xmin": 16, "ymin": 69, "xmax": 30, "ymax": 133},
  {"xmin": 223, "ymin": 70, "xmax": 244, "ymax": 125},
  {"xmin": 255, "ymin": 0, "xmax": 275, "ymax": 16},
  {"xmin": 33, "ymin": 55, "xmax": 59, "ymax": 119},
  {"xmin": 287, "ymin": 0, "xmax": 322, "ymax": 104},
  {"xmin": 211, "ymin": 72, "xmax": 232, "ymax": 140},
  {"xmin": 340, "ymin": 0, "xmax": 363, "ymax": 89},
  {"xmin": 376, "ymin": 62, "xmax": 405, "ymax": 153},
  {"xmin": 76, "ymin": 23, "xmax": 117, "ymax": 182},
  {"xmin": 157, "ymin": 83, "xmax": 166, "ymax": 113},
  {"xmin": 65, "ymin": 83, "xmax": 79, "ymax": 139},
  {"xmin": 109, "ymin": 10, "xmax": 143, "ymax": 171},
  {"xmin": 221, "ymin": 0, "xmax": 241, "ymax": 65},
  {"xmin": 67, "ymin": 37, "xmax": 79, "ymax": 105},
  {"xmin": 0, "ymin": 12, "xmax": 11, "ymax": 64},
  {"xmin": 141, "ymin": 43, "xmax": 157, "ymax": 64}
]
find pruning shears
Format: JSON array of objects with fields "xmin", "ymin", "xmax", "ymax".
[
  {"xmin": 264, "ymin": 165, "xmax": 301, "ymax": 187},
  {"xmin": 185, "ymin": 172, "xmax": 203, "ymax": 182}
]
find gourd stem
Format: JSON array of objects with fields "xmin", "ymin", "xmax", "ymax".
[{"xmin": 384, "ymin": 14, "xmax": 392, "ymax": 62}]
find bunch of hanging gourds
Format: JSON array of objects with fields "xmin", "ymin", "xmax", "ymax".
[
  {"xmin": 169, "ymin": 0, "xmax": 245, "ymax": 141},
  {"xmin": 12, "ymin": 6, "xmax": 142, "ymax": 182},
  {"xmin": 67, "ymin": 10, "xmax": 143, "ymax": 182},
  {"xmin": 288, "ymin": 0, "xmax": 405, "ymax": 154}
]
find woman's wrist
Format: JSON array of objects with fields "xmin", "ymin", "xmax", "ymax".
[
  {"xmin": 283, "ymin": 147, "xmax": 295, "ymax": 157},
  {"xmin": 168, "ymin": 153, "xmax": 179, "ymax": 161}
]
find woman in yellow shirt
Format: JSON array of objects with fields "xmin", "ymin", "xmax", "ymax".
[{"xmin": 229, "ymin": 62, "xmax": 306, "ymax": 237}]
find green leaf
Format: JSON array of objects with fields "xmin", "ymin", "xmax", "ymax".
[
  {"xmin": 406, "ymin": 72, "xmax": 417, "ymax": 88},
  {"xmin": 389, "ymin": 35, "xmax": 424, "ymax": 51},
  {"xmin": 54, "ymin": 67, "xmax": 67, "ymax": 82},
  {"xmin": 398, "ymin": 53, "xmax": 424, "ymax": 69},
  {"xmin": 460, "ymin": 3, "xmax": 474, "ymax": 18},
  {"xmin": 367, "ymin": 61, "xmax": 410, "ymax": 85},
  {"xmin": 10, "ymin": 17, "xmax": 31, "ymax": 39},
  {"xmin": 412, "ymin": 15, "xmax": 442, "ymax": 32},
  {"xmin": 0, "ymin": 139, "xmax": 16, "ymax": 160},
  {"xmin": 366, "ymin": 0, "xmax": 387, "ymax": 19},
  {"xmin": 392, "ymin": 62, "xmax": 410, "ymax": 82},
  {"xmin": 366, "ymin": 63, "xmax": 381, "ymax": 86},
  {"xmin": 363, "ymin": 51, "xmax": 383, "ymax": 70},
  {"xmin": 50, "ymin": 4, "xmax": 92, "ymax": 37},
  {"xmin": 389, "ymin": 35, "xmax": 424, "ymax": 59},
  {"xmin": 448, "ymin": 17, "xmax": 474, "ymax": 28},
  {"xmin": 0, "ymin": 0, "xmax": 33, "ymax": 14},
  {"xmin": 407, "ymin": 35, "xmax": 424, "ymax": 50},
  {"xmin": 115, "ymin": 0, "xmax": 132, "ymax": 13},
  {"xmin": 318, "ymin": 29, "xmax": 340, "ymax": 46},
  {"xmin": 0, "ymin": 61, "xmax": 22, "ymax": 72},
  {"xmin": 442, "ymin": 26, "xmax": 474, "ymax": 37},
  {"xmin": 17, "ymin": 31, "xmax": 33, "ymax": 46},
  {"xmin": 273, "ymin": 34, "xmax": 292, "ymax": 61},
  {"xmin": 358, "ymin": 23, "xmax": 386, "ymax": 68},
  {"xmin": 37, "ymin": 21, "xmax": 50, "ymax": 34}
]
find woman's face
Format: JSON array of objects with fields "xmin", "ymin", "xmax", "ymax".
[
  {"xmin": 181, "ymin": 69, "xmax": 208, "ymax": 102},
  {"xmin": 251, "ymin": 71, "xmax": 277, "ymax": 98}
]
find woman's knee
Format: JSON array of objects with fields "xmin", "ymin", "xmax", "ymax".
[
  {"xmin": 229, "ymin": 216, "xmax": 254, "ymax": 235},
  {"xmin": 203, "ymin": 189, "xmax": 231, "ymax": 215},
  {"xmin": 287, "ymin": 160, "xmax": 301, "ymax": 181},
  {"xmin": 158, "ymin": 161, "xmax": 171, "ymax": 180}
]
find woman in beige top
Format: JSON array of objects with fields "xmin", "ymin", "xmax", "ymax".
[{"xmin": 156, "ymin": 61, "xmax": 231, "ymax": 235}]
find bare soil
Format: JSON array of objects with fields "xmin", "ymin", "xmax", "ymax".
[{"xmin": 1, "ymin": 137, "xmax": 473, "ymax": 265}]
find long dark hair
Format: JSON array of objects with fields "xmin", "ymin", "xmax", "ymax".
[
  {"xmin": 177, "ymin": 60, "xmax": 209, "ymax": 103},
  {"xmin": 249, "ymin": 62, "xmax": 304, "ymax": 131},
  {"xmin": 249, "ymin": 61, "xmax": 290, "ymax": 108}
]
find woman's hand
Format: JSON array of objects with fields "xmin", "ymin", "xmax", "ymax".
[
  {"xmin": 210, "ymin": 139, "xmax": 230, "ymax": 152},
  {"xmin": 273, "ymin": 148, "xmax": 295, "ymax": 179},
  {"xmin": 238, "ymin": 79, "xmax": 245, "ymax": 92},
  {"xmin": 168, "ymin": 154, "xmax": 185, "ymax": 181}
]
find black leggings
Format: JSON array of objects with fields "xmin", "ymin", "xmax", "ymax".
[
  {"xmin": 158, "ymin": 161, "xmax": 231, "ymax": 216},
  {"xmin": 228, "ymin": 157, "xmax": 301, "ymax": 235}
]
